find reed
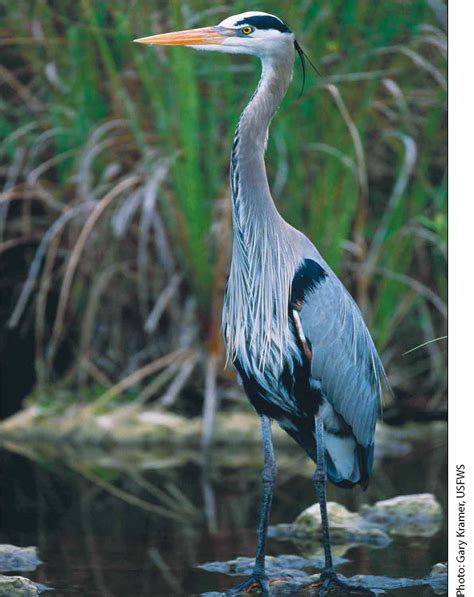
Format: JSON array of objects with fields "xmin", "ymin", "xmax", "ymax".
[{"xmin": 0, "ymin": 0, "xmax": 447, "ymax": 411}]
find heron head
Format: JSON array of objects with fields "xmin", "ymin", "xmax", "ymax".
[{"xmin": 134, "ymin": 11, "xmax": 295, "ymax": 58}]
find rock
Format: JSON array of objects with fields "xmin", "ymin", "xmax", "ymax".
[
  {"xmin": 361, "ymin": 493, "xmax": 442, "ymax": 520},
  {"xmin": 430, "ymin": 562, "xmax": 447, "ymax": 576},
  {"xmin": 349, "ymin": 568, "xmax": 448, "ymax": 594},
  {"xmin": 271, "ymin": 493, "xmax": 443, "ymax": 555},
  {"xmin": 429, "ymin": 563, "xmax": 448, "ymax": 594},
  {"xmin": 292, "ymin": 501, "xmax": 390, "ymax": 547},
  {"xmin": 295, "ymin": 502, "xmax": 358, "ymax": 536},
  {"xmin": 0, "ymin": 575, "xmax": 39, "ymax": 596},
  {"xmin": 361, "ymin": 493, "xmax": 443, "ymax": 536},
  {"xmin": 198, "ymin": 554, "xmax": 347, "ymax": 577},
  {"xmin": 0, "ymin": 545, "xmax": 41, "ymax": 572},
  {"xmin": 201, "ymin": 568, "xmax": 448, "ymax": 596}
]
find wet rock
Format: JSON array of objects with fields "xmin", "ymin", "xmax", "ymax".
[
  {"xmin": 362, "ymin": 493, "xmax": 442, "ymax": 519},
  {"xmin": 0, "ymin": 575, "xmax": 40, "ymax": 596},
  {"xmin": 431, "ymin": 562, "xmax": 447, "ymax": 575},
  {"xmin": 201, "ymin": 568, "xmax": 448, "ymax": 596},
  {"xmin": 360, "ymin": 493, "xmax": 443, "ymax": 537},
  {"xmin": 274, "ymin": 501, "xmax": 390, "ymax": 549},
  {"xmin": 430, "ymin": 563, "xmax": 448, "ymax": 595},
  {"xmin": 272, "ymin": 493, "xmax": 443, "ymax": 551},
  {"xmin": 198, "ymin": 554, "xmax": 347, "ymax": 577},
  {"xmin": 0, "ymin": 545, "xmax": 41, "ymax": 572},
  {"xmin": 349, "ymin": 569, "xmax": 447, "ymax": 594},
  {"xmin": 296, "ymin": 502, "xmax": 358, "ymax": 536}
]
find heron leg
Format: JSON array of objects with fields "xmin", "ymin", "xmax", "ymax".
[
  {"xmin": 313, "ymin": 414, "xmax": 333, "ymax": 572},
  {"xmin": 225, "ymin": 414, "xmax": 277, "ymax": 596},
  {"xmin": 311, "ymin": 416, "xmax": 372, "ymax": 596},
  {"xmin": 311, "ymin": 415, "xmax": 340, "ymax": 596}
]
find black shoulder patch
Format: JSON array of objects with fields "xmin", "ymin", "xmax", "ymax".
[
  {"xmin": 291, "ymin": 259, "xmax": 327, "ymax": 307},
  {"xmin": 234, "ymin": 15, "xmax": 291, "ymax": 33}
]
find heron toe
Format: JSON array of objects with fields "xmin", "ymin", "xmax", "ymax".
[
  {"xmin": 225, "ymin": 573, "xmax": 271, "ymax": 595},
  {"xmin": 314, "ymin": 569, "xmax": 375, "ymax": 596}
]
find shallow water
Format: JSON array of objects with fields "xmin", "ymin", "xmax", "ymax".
[{"xmin": 0, "ymin": 424, "xmax": 446, "ymax": 596}]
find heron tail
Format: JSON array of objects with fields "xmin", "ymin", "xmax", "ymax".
[
  {"xmin": 279, "ymin": 417, "xmax": 374, "ymax": 489},
  {"xmin": 324, "ymin": 434, "xmax": 374, "ymax": 489}
]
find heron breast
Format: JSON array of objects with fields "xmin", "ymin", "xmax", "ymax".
[{"xmin": 234, "ymin": 338, "xmax": 322, "ymax": 420}]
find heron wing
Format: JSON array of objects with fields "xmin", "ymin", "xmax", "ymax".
[{"xmin": 294, "ymin": 259, "xmax": 384, "ymax": 448}]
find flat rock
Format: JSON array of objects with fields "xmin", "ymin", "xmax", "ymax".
[
  {"xmin": 0, "ymin": 545, "xmax": 41, "ymax": 573},
  {"xmin": 201, "ymin": 569, "xmax": 448, "ymax": 595},
  {"xmin": 198, "ymin": 554, "xmax": 347, "ymax": 577},
  {"xmin": 0, "ymin": 575, "xmax": 41, "ymax": 596},
  {"xmin": 350, "ymin": 569, "xmax": 447, "ymax": 594}
]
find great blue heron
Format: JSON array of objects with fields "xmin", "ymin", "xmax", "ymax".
[{"xmin": 135, "ymin": 11, "xmax": 386, "ymax": 595}]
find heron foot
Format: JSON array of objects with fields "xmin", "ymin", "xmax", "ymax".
[
  {"xmin": 225, "ymin": 571, "xmax": 292, "ymax": 596},
  {"xmin": 299, "ymin": 569, "xmax": 374, "ymax": 596},
  {"xmin": 225, "ymin": 573, "xmax": 271, "ymax": 595}
]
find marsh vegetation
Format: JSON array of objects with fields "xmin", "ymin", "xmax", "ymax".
[{"xmin": 1, "ymin": 1, "xmax": 446, "ymax": 420}]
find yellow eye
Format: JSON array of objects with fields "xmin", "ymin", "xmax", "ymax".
[{"xmin": 241, "ymin": 26, "xmax": 253, "ymax": 35}]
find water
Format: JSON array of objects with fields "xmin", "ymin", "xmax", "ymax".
[{"xmin": 0, "ymin": 424, "xmax": 447, "ymax": 596}]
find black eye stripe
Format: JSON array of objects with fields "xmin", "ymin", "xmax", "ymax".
[{"xmin": 234, "ymin": 15, "xmax": 291, "ymax": 33}]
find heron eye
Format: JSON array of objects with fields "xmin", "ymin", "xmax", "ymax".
[{"xmin": 241, "ymin": 26, "xmax": 253, "ymax": 35}]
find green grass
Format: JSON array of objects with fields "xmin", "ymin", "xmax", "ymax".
[{"xmin": 0, "ymin": 0, "xmax": 447, "ymax": 410}]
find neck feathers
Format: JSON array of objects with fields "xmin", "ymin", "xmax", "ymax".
[
  {"xmin": 224, "ymin": 48, "xmax": 301, "ymax": 370},
  {"xmin": 230, "ymin": 53, "xmax": 294, "ymax": 231}
]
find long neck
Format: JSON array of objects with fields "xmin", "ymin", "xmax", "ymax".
[
  {"xmin": 230, "ymin": 50, "xmax": 294, "ymax": 232},
  {"xmin": 225, "ymin": 48, "xmax": 301, "ymax": 367}
]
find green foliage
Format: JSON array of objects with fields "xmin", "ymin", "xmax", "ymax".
[{"xmin": 0, "ymin": 0, "xmax": 447, "ymax": 406}]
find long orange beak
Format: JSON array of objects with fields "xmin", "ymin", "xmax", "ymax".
[{"xmin": 134, "ymin": 26, "xmax": 226, "ymax": 46}]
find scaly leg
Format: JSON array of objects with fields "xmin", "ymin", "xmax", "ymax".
[
  {"xmin": 311, "ymin": 415, "xmax": 343, "ymax": 595},
  {"xmin": 226, "ymin": 415, "xmax": 277, "ymax": 596},
  {"xmin": 313, "ymin": 415, "xmax": 333, "ymax": 572},
  {"xmin": 312, "ymin": 416, "xmax": 371, "ymax": 596}
]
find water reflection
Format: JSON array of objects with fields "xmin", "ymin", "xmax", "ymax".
[{"xmin": 0, "ymin": 423, "xmax": 446, "ymax": 596}]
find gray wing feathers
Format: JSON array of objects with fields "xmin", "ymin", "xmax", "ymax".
[{"xmin": 299, "ymin": 276, "xmax": 384, "ymax": 447}]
